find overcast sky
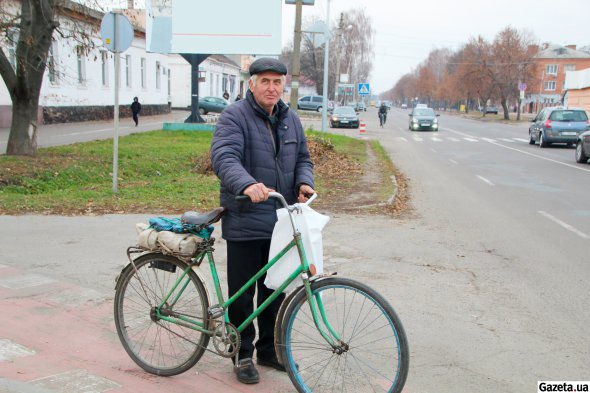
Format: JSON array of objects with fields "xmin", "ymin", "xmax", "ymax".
[{"xmin": 282, "ymin": 0, "xmax": 590, "ymax": 94}]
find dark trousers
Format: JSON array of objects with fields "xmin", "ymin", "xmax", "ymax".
[
  {"xmin": 227, "ymin": 239, "xmax": 285, "ymax": 360},
  {"xmin": 132, "ymin": 112, "xmax": 139, "ymax": 126}
]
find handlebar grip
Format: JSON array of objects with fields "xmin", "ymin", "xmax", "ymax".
[{"xmin": 235, "ymin": 195, "xmax": 251, "ymax": 201}]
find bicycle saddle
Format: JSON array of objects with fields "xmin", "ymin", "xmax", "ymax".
[{"xmin": 181, "ymin": 207, "xmax": 225, "ymax": 226}]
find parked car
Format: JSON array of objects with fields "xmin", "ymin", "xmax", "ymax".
[
  {"xmin": 400, "ymin": 103, "xmax": 408, "ymax": 109},
  {"xmin": 297, "ymin": 95, "xmax": 325, "ymax": 112},
  {"xmin": 355, "ymin": 101, "xmax": 367, "ymax": 112},
  {"xmin": 484, "ymin": 106, "xmax": 499, "ymax": 114},
  {"xmin": 575, "ymin": 130, "xmax": 590, "ymax": 163},
  {"xmin": 408, "ymin": 107, "xmax": 439, "ymax": 131},
  {"xmin": 198, "ymin": 96, "xmax": 230, "ymax": 115},
  {"xmin": 330, "ymin": 106, "xmax": 360, "ymax": 128},
  {"xmin": 529, "ymin": 107, "xmax": 590, "ymax": 147}
]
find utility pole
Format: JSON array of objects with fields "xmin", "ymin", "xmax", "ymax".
[
  {"xmin": 289, "ymin": 0, "xmax": 303, "ymax": 111},
  {"xmin": 321, "ymin": 0, "xmax": 331, "ymax": 132},
  {"xmin": 334, "ymin": 13, "xmax": 343, "ymax": 106}
]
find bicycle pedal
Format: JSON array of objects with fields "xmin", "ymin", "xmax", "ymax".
[{"xmin": 207, "ymin": 305, "xmax": 225, "ymax": 319}]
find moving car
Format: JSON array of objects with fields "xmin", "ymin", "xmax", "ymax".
[
  {"xmin": 575, "ymin": 130, "xmax": 590, "ymax": 163},
  {"xmin": 198, "ymin": 96, "xmax": 230, "ymax": 115},
  {"xmin": 400, "ymin": 103, "xmax": 408, "ymax": 109},
  {"xmin": 408, "ymin": 107, "xmax": 439, "ymax": 131},
  {"xmin": 330, "ymin": 106, "xmax": 360, "ymax": 128},
  {"xmin": 355, "ymin": 101, "xmax": 367, "ymax": 112},
  {"xmin": 529, "ymin": 107, "xmax": 589, "ymax": 147},
  {"xmin": 297, "ymin": 95, "xmax": 325, "ymax": 112}
]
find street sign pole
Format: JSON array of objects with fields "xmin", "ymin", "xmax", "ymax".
[
  {"xmin": 113, "ymin": 14, "xmax": 120, "ymax": 193},
  {"xmin": 321, "ymin": 0, "xmax": 330, "ymax": 132}
]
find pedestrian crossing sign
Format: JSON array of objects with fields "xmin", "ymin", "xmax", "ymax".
[{"xmin": 358, "ymin": 83, "xmax": 370, "ymax": 96}]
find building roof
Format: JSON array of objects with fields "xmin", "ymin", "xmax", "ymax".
[
  {"xmin": 534, "ymin": 44, "xmax": 590, "ymax": 59},
  {"xmin": 208, "ymin": 54, "xmax": 240, "ymax": 69}
]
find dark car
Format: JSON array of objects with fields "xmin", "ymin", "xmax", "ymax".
[
  {"xmin": 408, "ymin": 107, "xmax": 439, "ymax": 131},
  {"xmin": 575, "ymin": 130, "xmax": 590, "ymax": 163},
  {"xmin": 198, "ymin": 96, "xmax": 230, "ymax": 115},
  {"xmin": 529, "ymin": 107, "xmax": 589, "ymax": 147},
  {"xmin": 330, "ymin": 106, "xmax": 359, "ymax": 128}
]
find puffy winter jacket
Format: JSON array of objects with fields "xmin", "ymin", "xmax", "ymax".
[{"xmin": 211, "ymin": 91, "xmax": 314, "ymax": 241}]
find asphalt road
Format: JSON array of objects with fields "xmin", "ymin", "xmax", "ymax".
[{"xmin": 1, "ymin": 107, "xmax": 588, "ymax": 393}]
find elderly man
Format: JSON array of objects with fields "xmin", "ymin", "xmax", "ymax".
[{"xmin": 210, "ymin": 58, "xmax": 315, "ymax": 384}]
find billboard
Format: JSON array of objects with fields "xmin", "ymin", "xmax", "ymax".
[{"xmin": 146, "ymin": 0, "xmax": 282, "ymax": 55}]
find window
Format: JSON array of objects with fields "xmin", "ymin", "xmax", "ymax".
[
  {"xmin": 47, "ymin": 42, "xmax": 58, "ymax": 84},
  {"xmin": 312, "ymin": 96, "xmax": 323, "ymax": 102},
  {"xmin": 544, "ymin": 81, "xmax": 556, "ymax": 91},
  {"xmin": 101, "ymin": 51, "xmax": 109, "ymax": 86},
  {"xmin": 300, "ymin": 96, "xmax": 310, "ymax": 102},
  {"xmin": 76, "ymin": 46, "xmax": 86, "ymax": 85},
  {"xmin": 125, "ymin": 55, "xmax": 132, "ymax": 87},
  {"xmin": 222, "ymin": 73, "xmax": 228, "ymax": 93},
  {"xmin": 229, "ymin": 75, "xmax": 236, "ymax": 94},
  {"xmin": 140, "ymin": 58, "xmax": 146, "ymax": 88},
  {"xmin": 546, "ymin": 64, "xmax": 558, "ymax": 75},
  {"xmin": 564, "ymin": 64, "xmax": 576, "ymax": 73},
  {"xmin": 155, "ymin": 61, "xmax": 161, "ymax": 89}
]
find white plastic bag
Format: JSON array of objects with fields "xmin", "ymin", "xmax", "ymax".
[{"xmin": 265, "ymin": 204, "xmax": 330, "ymax": 293}]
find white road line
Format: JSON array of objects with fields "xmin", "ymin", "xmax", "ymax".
[
  {"xmin": 449, "ymin": 158, "xmax": 458, "ymax": 164},
  {"xmin": 476, "ymin": 175, "xmax": 495, "ymax": 186},
  {"xmin": 514, "ymin": 138, "xmax": 529, "ymax": 143},
  {"xmin": 499, "ymin": 138, "xmax": 515, "ymax": 142},
  {"xmin": 431, "ymin": 137, "xmax": 442, "ymax": 142},
  {"xmin": 396, "ymin": 137, "xmax": 408, "ymax": 142},
  {"xmin": 448, "ymin": 137, "xmax": 461, "ymax": 142},
  {"xmin": 482, "ymin": 137, "xmax": 496, "ymax": 143},
  {"xmin": 413, "ymin": 136, "xmax": 424, "ymax": 142},
  {"xmin": 464, "ymin": 137, "xmax": 478, "ymax": 142},
  {"xmin": 538, "ymin": 211, "xmax": 589, "ymax": 239},
  {"xmin": 430, "ymin": 148, "xmax": 437, "ymax": 153}
]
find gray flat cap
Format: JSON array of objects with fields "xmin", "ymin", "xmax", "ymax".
[{"xmin": 249, "ymin": 57, "xmax": 288, "ymax": 76}]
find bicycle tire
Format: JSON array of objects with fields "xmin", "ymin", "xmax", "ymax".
[
  {"xmin": 114, "ymin": 253, "xmax": 210, "ymax": 376},
  {"xmin": 274, "ymin": 284, "xmax": 305, "ymax": 367},
  {"xmin": 280, "ymin": 277, "xmax": 409, "ymax": 393}
]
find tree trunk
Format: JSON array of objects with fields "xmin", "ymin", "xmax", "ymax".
[
  {"xmin": 6, "ymin": 98, "xmax": 38, "ymax": 156},
  {"xmin": 501, "ymin": 98, "xmax": 510, "ymax": 120}
]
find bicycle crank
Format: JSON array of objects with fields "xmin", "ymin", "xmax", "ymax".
[{"xmin": 212, "ymin": 323, "xmax": 240, "ymax": 358}]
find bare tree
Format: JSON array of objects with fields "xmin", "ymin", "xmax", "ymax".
[{"xmin": 0, "ymin": 0, "xmax": 100, "ymax": 156}]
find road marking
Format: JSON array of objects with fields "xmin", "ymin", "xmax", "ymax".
[
  {"xmin": 449, "ymin": 159, "xmax": 458, "ymax": 165},
  {"xmin": 499, "ymin": 138, "xmax": 515, "ymax": 142},
  {"xmin": 431, "ymin": 137, "xmax": 442, "ymax": 142},
  {"xmin": 538, "ymin": 211, "xmax": 589, "ymax": 239},
  {"xmin": 396, "ymin": 137, "xmax": 408, "ymax": 142},
  {"xmin": 482, "ymin": 137, "xmax": 496, "ymax": 143},
  {"xmin": 448, "ymin": 137, "xmax": 461, "ymax": 142},
  {"xmin": 413, "ymin": 136, "xmax": 424, "ymax": 142},
  {"xmin": 0, "ymin": 339, "xmax": 36, "ymax": 361},
  {"xmin": 430, "ymin": 148, "xmax": 437, "ymax": 153},
  {"xmin": 476, "ymin": 175, "xmax": 495, "ymax": 186},
  {"xmin": 514, "ymin": 138, "xmax": 529, "ymax": 143},
  {"xmin": 464, "ymin": 137, "xmax": 478, "ymax": 142}
]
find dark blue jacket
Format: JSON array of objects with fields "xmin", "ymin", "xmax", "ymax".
[{"xmin": 211, "ymin": 91, "xmax": 314, "ymax": 241}]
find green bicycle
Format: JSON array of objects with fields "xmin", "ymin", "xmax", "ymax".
[{"xmin": 114, "ymin": 192, "xmax": 409, "ymax": 392}]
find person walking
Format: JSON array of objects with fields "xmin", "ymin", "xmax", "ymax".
[
  {"xmin": 131, "ymin": 97, "xmax": 141, "ymax": 127},
  {"xmin": 235, "ymin": 93, "xmax": 242, "ymax": 101},
  {"xmin": 210, "ymin": 57, "xmax": 315, "ymax": 385}
]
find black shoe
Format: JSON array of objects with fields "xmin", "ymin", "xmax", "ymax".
[
  {"xmin": 234, "ymin": 358, "xmax": 259, "ymax": 384},
  {"xmin": 257, "ymin": 355, "xmax": 286, "ymax": 372}
]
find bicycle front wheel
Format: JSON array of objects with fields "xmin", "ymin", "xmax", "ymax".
[
  {"xmin": 280, "ymin": 277, "xmax": 409, "ymax": 393},
  {"xmin": 114, "ymin": 253, "xmax": 210, "ymax": 376}
]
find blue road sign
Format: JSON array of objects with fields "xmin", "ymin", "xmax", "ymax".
[{"xmin": 358, "ymin": 83, "xmax": 370, "ymax": 96}]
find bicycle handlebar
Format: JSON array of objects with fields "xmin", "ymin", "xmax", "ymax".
[{"xmin": 235, "ymin": 192, "xmax": 317, "ymax": 210}]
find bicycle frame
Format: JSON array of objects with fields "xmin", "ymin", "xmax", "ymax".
[{"xmin": 148, "ymin": 193, "xmax": 342, "ymax": 348}]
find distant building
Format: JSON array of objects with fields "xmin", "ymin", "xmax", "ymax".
[
  {"xmin": 0, "ymin": 0, "xmax": 170, "ymax": 127},
  {"xmin": 526, "ymin": 44, "xmax": 590, "ymax": 113}
]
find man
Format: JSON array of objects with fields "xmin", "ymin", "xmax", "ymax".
[
  {"xmin": 131, "ymin": 97, "xmax": 141, "ymax": 126},
  {"xmin": 210, "ymin": 58, "xmax": 314, "ymax": 384}
]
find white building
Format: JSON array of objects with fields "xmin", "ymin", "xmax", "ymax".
[
  {"xmin": 168, "ymin": 54, "xmax": 241, "ymax": 108},
  {"xmin": 0, "ymin": 1, "xmax": 170, "ymax": 127}
]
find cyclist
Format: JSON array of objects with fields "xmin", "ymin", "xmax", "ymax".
[{"xmin": 378, "ymin": 101, "xmax": 388, "ymax": 127}]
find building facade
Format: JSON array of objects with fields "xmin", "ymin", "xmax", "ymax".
[
  {"xmin": 564, "ymin": 67, "xmax": 590, "ymax": 114},
  {"xmin": 525, "ymin": 44, "xmax": 590, "ymax": 113},
  {"xmin": 0, "ymin": 1, "xmax": 170, "ymax": 128}
]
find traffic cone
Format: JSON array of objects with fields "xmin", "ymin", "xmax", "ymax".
[{"xmin": 359, "ymin": 121, "xmax": 366, "ymax": 135}]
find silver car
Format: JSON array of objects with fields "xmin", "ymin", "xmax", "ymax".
[{"xmin": 529, "ymin": 107, "xmax": 589, "ymax": 147}]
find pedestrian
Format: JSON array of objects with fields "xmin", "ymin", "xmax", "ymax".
[
  {"xmin": 210, "ymin": 57, "xmax": 315, "ymax": 385},
  {"xmin": 131, "ymin": 97, "xmax": 141, "ymax": 126},
  {"xmin": 223, "ymin": 90, "xmax": 230, "ymax": 101},
  {"xmin": 235, "ymin": 93, "xmax": 241, "ymax": 101}
]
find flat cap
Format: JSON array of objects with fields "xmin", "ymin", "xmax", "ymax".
[{"xmin": 249, "ymin": 57, "xmax": 288, "ymax": 76}]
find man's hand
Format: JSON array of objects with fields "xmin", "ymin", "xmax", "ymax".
[
  {"xmin": 243, "ymin": 183, "xmax": 272, "ymax": 203},
  {"xmin": 298, "ymin": 184, "xmax": 315, "ymax": 203}
]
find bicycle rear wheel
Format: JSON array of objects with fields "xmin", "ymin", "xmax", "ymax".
[
  {"xmin": 114, "ymin": 253, "xmax": 210, "ymax": 376},
  {"xmin": 280, "ymin": 277, "xmax": 409, "ymax": 393}
]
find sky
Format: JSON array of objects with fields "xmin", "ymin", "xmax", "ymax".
[
  {"xmin": 107, "ymin": 0, "xmax": 590, "ymax": 95},
  {"xmin": 281, "ymin": 0, "xmax": 590, "ymax": 94}
]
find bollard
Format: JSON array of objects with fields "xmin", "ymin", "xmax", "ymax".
[{"xmin": 359, "ymin": 121, "xmax": 366, "ymax": 135}]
